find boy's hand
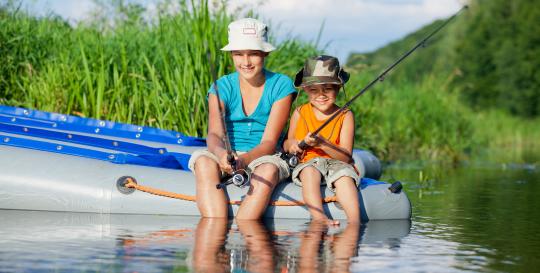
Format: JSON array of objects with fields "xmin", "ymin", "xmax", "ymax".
[
  {"xmin": 303, "ymin": 133, "xmax": 321, "ymax": 147},
  {"xmin": 288, "ymin": 139, "xmax": 304, "ymax": 154}
]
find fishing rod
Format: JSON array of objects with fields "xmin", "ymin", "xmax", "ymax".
[
  {"xmin": 293, "ymin": 5, "xmax": 468, "ymax": 155},
  {"xmin": 206, "ymin": 52, "xmax": 249, "ymax": 189}
]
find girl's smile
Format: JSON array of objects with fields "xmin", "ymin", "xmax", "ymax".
[{"xmin": 231, "ymin": 50, "xmax": 267, "ymax": 83}]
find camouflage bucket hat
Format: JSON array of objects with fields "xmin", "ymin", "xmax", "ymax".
[{"xmin": 294, "ymin": 55, "xmax": 350, "ymax": 87}]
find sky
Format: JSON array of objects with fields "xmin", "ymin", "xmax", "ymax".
[{"xmin": 19, "ymin": 0, "xmax": 463, "ymax": 61}]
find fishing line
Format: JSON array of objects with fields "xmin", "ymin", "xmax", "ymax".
[
  {"xmin": 286, "ymin": 6, "xmax": 468, "ymax": 166},
  {"xmin": 206, "ymin": 51, "xmax": 249, "ymax": 189}
]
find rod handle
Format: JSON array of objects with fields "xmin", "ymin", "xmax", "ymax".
[
  {"xmin": 227, "ymin": 153, "xmax": 235, "ymax": 165},
  {"xmin": 298, "ymin": 140, "xmax": 309, "ymax": 150}
]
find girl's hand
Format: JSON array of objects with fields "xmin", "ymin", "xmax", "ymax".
[
  {"xmin": 303, "ymin": 132, "xmax": 321, "ymax": 147},
  {"xmin": 234, "ymin": 155, "xmax": 247, "ymax": 171},
  {"xmin": 218, "ymin": 152, "xmax": 246, "ymax": 174},
  {"xmin": 217, "ymin": 151, "xmax": 234, "ymax": 174}
]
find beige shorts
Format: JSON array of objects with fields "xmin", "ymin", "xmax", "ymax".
[
  {"xmin": 292, "ymin": 157, "xmax": 360, "ymax": 192},
  {"xmin": 188, "ymin": 149, "xmax": 290, "ymax": 181}
]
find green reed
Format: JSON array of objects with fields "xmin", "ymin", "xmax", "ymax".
[
  {"xmin": 2, "ymin": 1, "xmax": 538, "ymax": 163},
  {"xmin": 1, "ymin": 0, "xmax": 318, "ymax": 136},
  {"xmin": 340, "ymin": 73, "xmax": 474, "ymax": 163},
  {"xmin": 471, "ymin": 110, "xmax": 540, "ymax": 164}
]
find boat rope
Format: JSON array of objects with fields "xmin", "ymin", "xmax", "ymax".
[{"xmin": 122, "ymin": 177, "xmax": 338, "ymax": 206}]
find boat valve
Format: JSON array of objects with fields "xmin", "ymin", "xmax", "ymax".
[{"xmin": 388, "ymin": 181, "xmax": 403, "ymax": 194}]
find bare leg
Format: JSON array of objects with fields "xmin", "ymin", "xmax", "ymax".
[
  {"xmin": 298, "ymin": 221, "xmax": 328, "ymax": 273},
  {"xmin": 331, "ymin": 222, "xmax": 360, "ymax": 273},
  {"xmin": 300, "ymin": 167, "xmax": 339, "ymax": 226},
  {"xmin": 236, "ymin": 219, "xmax": 275, "ymax": 273},
  {"xmin": 192, "ymin": 218, "xmax": 230, "ymax": 273},
  {"xmin": 333, "ymin": 177, "xmax": 360, "ymax": 223},
  {"xmin": 194, "ymin": 156, "xmax": 228, "ymax": 218},
  {"xmin": 236, "ymin": 163, "xmax": 279, "ymax": 220}
]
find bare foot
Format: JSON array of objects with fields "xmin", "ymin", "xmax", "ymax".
[{"xmin": 312, "ymin": 217, "xmax": 340, "ymax": 226}]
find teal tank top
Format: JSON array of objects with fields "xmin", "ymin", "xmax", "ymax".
[{"xmin": 208, "ymin": 69, "xmax": 296, "ymax": 152}]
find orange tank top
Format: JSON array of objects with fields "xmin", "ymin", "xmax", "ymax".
[{"xmin": 294, "ymin": 103, "xmax": 348, "ymax": 163}]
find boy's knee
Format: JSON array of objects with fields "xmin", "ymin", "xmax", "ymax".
[
  {"xmin": 332, "ymin": 176, "xmax": 355, "ymax": 188},
  {"xmin": 299, "ymin": 166, "xmax": 321, "ymax": 178},
  {"xmin": 304, "ymin": 179, "xmax": 322, "ymax": 187}
]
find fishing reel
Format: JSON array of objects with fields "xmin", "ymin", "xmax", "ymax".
[
  {"xmin": 280, "ymin": 152, "xmax": 299, "ymax": 169},
  {"xmin": 280, "ymin": 140, "xmax": 310, "ymax": 169},
  {"xmin": 216, "ymin": 169, "xmax": 250, "ymax": 189}
]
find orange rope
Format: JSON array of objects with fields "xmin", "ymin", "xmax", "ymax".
[{"xmin": 123, "ymin": 178, "xmax": 337, "ymax": 206}]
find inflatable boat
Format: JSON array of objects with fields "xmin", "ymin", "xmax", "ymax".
[{"xmin": 0, "ymin": 105, "xmax": 411, "ymax": 220}]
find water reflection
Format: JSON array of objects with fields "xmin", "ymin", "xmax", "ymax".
[
  {"xmin": 0, "ymin": 210, "xmax": 413, "ymax": 272},
  {"xmin": 296, "ymin": 221, "xmax": 360, "ymax": 273},
  {"xmin": 192, "ymin": 218, "xmax": 230, "ymax": 272},
  {"xmin": 2, "ymin": 164, "xmax": 538, "ymax": 272}
]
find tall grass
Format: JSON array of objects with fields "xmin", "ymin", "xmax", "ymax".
[
  {"xmin": 0, "ymin": 0, "xmax": 319, "ymax": 136},
  {"xmin": 1, "ymin": 1, "xmax": 537, "ymax": 164},
  {"xmin": 471, "ymin": 110, "xmax": 540, "ymax": 164},
  {"xmin": 339, "ymin": 73, "xmax": 474, "ymax": 163}
]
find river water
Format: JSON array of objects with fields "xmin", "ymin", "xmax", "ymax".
[{"xmin": 0, "ymin": 162, "xmax": 538, "ymax": 272}]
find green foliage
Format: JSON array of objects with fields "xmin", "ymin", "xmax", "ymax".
[
  {"xmin": 0, "ymin": 5, "xmax": 71, "ymax": 102},
  {"xmin": 347, "ymin": 19, "xmax": 457, "ymax": 84},
  {"xmin": 2, "ymin": 0, "xmax": 537, "ymax": 163},
  {"xmin": 0, "ymin": 0, "xmax": 319, "ymax": 136},
  {"xmin": 471, "ymin": 110, "xmax": 540, "ymax": 163},
  {"xmin": 344, "ymin": 0, "xmax": 540, "ymax": 162},
  {"xmin": 455, "ymin": 0, "xmax": 540, "ymax": 117},
  {"xmin": 344, "ymin": 74, "xmax": 474, "ymax": 163},
  {"xmin": 348, "ymin": 0, "xmax": 540, "ymax": 118}
]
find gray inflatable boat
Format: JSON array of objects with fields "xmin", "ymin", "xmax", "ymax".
[{"xmin": 0, "ymin": 106, "xmax": 411, "ymax": 220}]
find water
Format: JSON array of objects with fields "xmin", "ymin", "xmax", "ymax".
[{"xmin": 0, "ymin": 163, "xmax": 539, "ymax": 272}]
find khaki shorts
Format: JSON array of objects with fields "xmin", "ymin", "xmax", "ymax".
[
  {"xmin": 292, "ymin": 157, "xmax": 360, "ymax": 192},
  {"xmin": 188, "ymin": 149, "xmax": 290, "ymax": 181}
]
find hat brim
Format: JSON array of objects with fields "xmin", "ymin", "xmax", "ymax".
[
  {"xmin": 299, "ymin": 76, "xmax": 342, "ymax": 87},
  {"xmin": 221, "ymin": 41, "xmax": 275, "ymax": 52}
]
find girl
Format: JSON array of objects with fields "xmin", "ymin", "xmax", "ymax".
[{"xmin": 188, "ymin": 18, "xmax": 295, "ymax": 219}]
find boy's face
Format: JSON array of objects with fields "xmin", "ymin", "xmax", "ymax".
[
  {"xmin": 303, "ymin": 84, "xmax": 340, "ymax": 112},
  {"xmin": 231, "ymin": 50, "xmax": 267, "ymax": 82}
]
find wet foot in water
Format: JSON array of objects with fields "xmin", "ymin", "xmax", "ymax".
[{"xmin": 312, "ymin": 217, "xmax": 340, "ymax": 226}]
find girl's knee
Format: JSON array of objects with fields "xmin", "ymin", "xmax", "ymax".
[
  {"xmin": 253, "ymin": 163, "xmax": 279, "ymax": 180},
  {"xmin": 250, "ymin": 163, "xmax": 279, "ymax": 192},
  {"xmin": 194, "ymin": 156, "xmax": 220, "ymax": 186},
  {"xmin": 194, "ymin": 156, "xmax": 218, "ymax": 171}
]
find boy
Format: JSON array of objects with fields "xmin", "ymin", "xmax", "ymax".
[{"xmin": 284, "ymin": 55, "xmax": 360, "ymax": 225}]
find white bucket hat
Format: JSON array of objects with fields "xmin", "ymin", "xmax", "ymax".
[{"xmin": 221, "ymin": 18, "xmax": 275, "ymax": 52}]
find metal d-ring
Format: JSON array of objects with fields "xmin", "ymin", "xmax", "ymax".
[{"xmin": 116, "ymin": 176, "xmax": 136, "ymax": 194}]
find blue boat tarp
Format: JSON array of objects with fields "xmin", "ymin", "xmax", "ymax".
[
  {"xmin": 0, "ymin": 105, "xmax": 200, "ymax": 170},
  {"xmin": 0, "ymin": 105, "xmax": 206, "ymax": 146}
]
